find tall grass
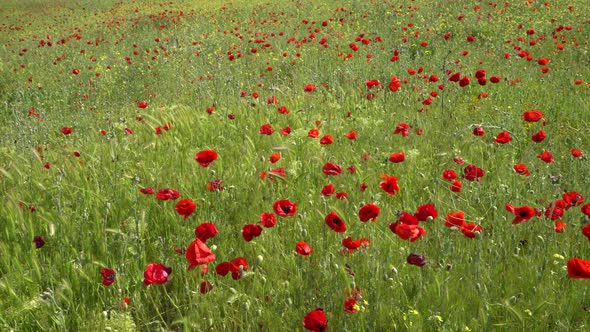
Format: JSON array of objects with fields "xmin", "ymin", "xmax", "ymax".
[{"xmin": 1, "ymin": 0, "xmax": 589, "ymax": 330}]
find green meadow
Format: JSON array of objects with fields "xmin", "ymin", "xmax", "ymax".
[{"xmin": 1, "ymin": 0, "xmax": 589, "ymax": 330}]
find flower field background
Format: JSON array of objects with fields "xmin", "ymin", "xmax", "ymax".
[{"xmin": 1, "ymin": 0, "xmax": 590, "ymax": 330}]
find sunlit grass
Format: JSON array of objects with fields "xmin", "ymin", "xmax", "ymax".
[{"xmin": 1, "ymin": 0, "xmax": 589, "ymax": 330}]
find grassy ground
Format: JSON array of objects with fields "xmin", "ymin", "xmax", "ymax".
[{"xmin": 1, "ymin": 0, "xmax": 590, "ymax": 330}]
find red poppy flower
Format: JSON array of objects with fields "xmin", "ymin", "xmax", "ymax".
[
  {"xmin": 242, "ymin": 224, "xmax": 263, "ymax": 242},
  {"xmin": 582, "ymin": 204, "xmax": 590, "ymax": 216},
  {"xmin": 207, "ymin": 179, "xmax": 224, "ymax": 191},
  {"xmin": 388, "ymin": 151, "xmax": 405, "ymax": 163},
  {"xmin": 280, "ymin": 127, "xmax": 291, "ymax": 136},
  {"xmin": 101, "ymin": 268, "xmax": 116, "ymax": 286},
  {"xmin": 345, "ymin": 130, "xmax": 357, "ymax": 140},
  {"xmin": 60, "ymin": 127, "xmax": 72, "ymax": 135},
  {"xmin": 155, "ymin": 188, "xmax": 181, "ymax": 200},
  {"xmin": 200, "ymin": 280, "xmax": 213, "ymax": 294},
  {"xmin": 140, "ymin": 187, "xmax": 155, "ymax": 194},
  {"xmin": 505, "ymin": 204, "xmax": 536, "ymax": 224},
  {"xmin": 175, "ymin": 198, "xmax": 197, "ymax": 218},
  {"xmin": 450, "ymin": 179, "xmax": 462, "ymax": 192},
  {"xmin": 321, "ymin": 184, "xmax": 336, "ymax": 196},
  {"xmin": 394, "ymin": 123, "xmax": 410, "ymax": 137},
  {"xmin": 571, "ymin": 149, "xmax": 583, "ymax": 158},
  {"xmin": 269, "ymin": 152, "xmax": 281, "ymax": 163},
  {"xmin": 295, "ymin": 241, "xmax": 313, "ymax": 256},
  {"xmin": 513, "ymin": 163, "xmax": 530, "ymax": 176},
  {"xmin": 308, "ymin": 128, "xmax": 320, "ymax": 138},
  {"xmin": 277, "ymin": 106, "xmax": 289, "ymax": 114},
  {"xmin": 531, "ymin": 130, "xmax": 546, "ymax": 143},
  {"xmin": 389, "ymin": 222, "xmax": 426, "ymax": 242},
  {"xmin": 273, "ymin": 199, "xmax": 297, "ymax": 217},
  {"xmin": 143, "ymin": 263, "xmax": 172, "ymax": 285},
  {"xmin": 415, "ymin": 203, "xmax": 438, "ymax": 221},
  {"xmin": 463, "ymin": 164, "xmax": 485, "ymax": 181},
  {"xmin": 389, "ymin": 76, "xmax": 402, "ymax": 91},
  {"xmin": 407, "ymin": 253, "xmax": 426, "ymax": 266},
  {"xmin": 555, "ymin": 221, "xmax": 566, "ymax": 233},
  {"xmin": 380, "ymin": 175, "xmax": 400, "ymax": 196},
  {"xmin": 563, "ymin": 192, "xmax": 584, "ymax": 209},
  {"xmin": 442, "ymin": 169, "xmax": 457, "ymax": 181},
  {"xmin": 186, "ymin": 238, "xmax": 215, "ymax": 270},
  {"xmin": 466, "ymin": 35, "xmax": 475, "ymax": 42},
  {"xmin": 459, "ymin": 76, "xmax": 470, "ymax": 87},
  {"xmin": 358, "ymin": 203, "xmax": 380, "ymax": 222},
  {"xmin": 522, "ymin": 110, "xmax": 543, "ymax": 122},
  {"xmin": 495, "ymin": 131, "xmax": 512, "ymax": 144},
  {"xmin": 304, "ymin": 84, "xmax": 317, "ymax": 92},
  {"xmin": 473, "ymin": 126, "xmax": 485, "ymax": 136},
  {"xmin": 567, "ymin": 258, "xmax": 590, "ymax": 279},
  {"xmin": 322, "ymin": 162, "xmax": 342, "ymax": 175},
  {"xmin": 582, "ymin": 223, "xmax": 590, "ymax": 240},
  {"xmin": 545, "ymin": 200, "xmax": 565, "ymax": 220},
  {"xmin": 537, "ymin": 150, "xmax": 554, "ymax": 163},
  {"xmin": 303, "ymin": 308, "xmax": 327, "ymax": 332},
  {"xmin": 443, "ymin": 211, "xmax": 466, "ymax": 228},
  {"xmin": 215, "ymin": 262, "xmax": 231, "ymax": 276},
  {"xmin": 344, "ymin": 297, "xmax": 358, "ymax": 314},
  {"xmin": 319, "ymin": 135, "xmax": 333, "ymax": 145},
  {"xmin": 325, "ymin": 211, "xmax": 347, "ymax": 233},
  {"xmin": 260, "ymin": 124, "xmax": 274, "ymax": 135},
  {"xmin": 124, "ymin": 127, "xmax": 133, "ymax": 135},
  {"xmin": 33, "ymin": 235, "xmax": 45, "ymax": 248},
  {"xmin": 194, "ymin": 222, "xmax": 218, "ymax": 242},
  {"xmin": 229, "ymin": 257, "xmax": 249, "ymax": 280},
  {"xmin": 137, "ymin": 101, "xmax": 148, "ymax": 108},
  {"xmin": 260, "ymin": 212, "xmax": 277, "ymax": 227},
  {"xmin": 365, "ymin": 79, "xmax": 381, "ymax": 89},
  {"xmin": 449, "ymin": 72, "xmax": 461, "ymax": 82},
  {"xmin": 461, "ymin": 223, "xmax": 482, "ymax": 238},
  {"xmin": 195, "ymin": 150, "xmax": 218, "ymax": 167},
  {"xmin": 397, "ymin": 211, "xmax": 419, "ymax": 225}
]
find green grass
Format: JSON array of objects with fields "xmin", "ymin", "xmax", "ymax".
[{"xmin": 1, "ymin": 0, "xmax": 590, "ymax": 330}]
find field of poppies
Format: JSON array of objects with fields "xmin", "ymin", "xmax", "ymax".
[{"xmin": 1, "ymin": 0, "xmax": 590, "ymax": 330}]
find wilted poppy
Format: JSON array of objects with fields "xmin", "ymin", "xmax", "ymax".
[
  {"xmin": 175, "ymin": 198, "xmax": 197, "ymax": 218},
  {"xmin": 195, "ymin": 150, "xmax": 218, "ymax": 167},
  {"xmin": 200, "ymin": 280, "xmax": 213, "ymax": 294},
  {"xmin": 325, "ymin": 211, "xmax": 347, "ymax": 232},
  {"xmin": 143, "ymin": 263, "xmax": 172, "ymax": 285},
  {"xmin": 303, "ymin": 308, "xmax": 327, "ymax": 332}
]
